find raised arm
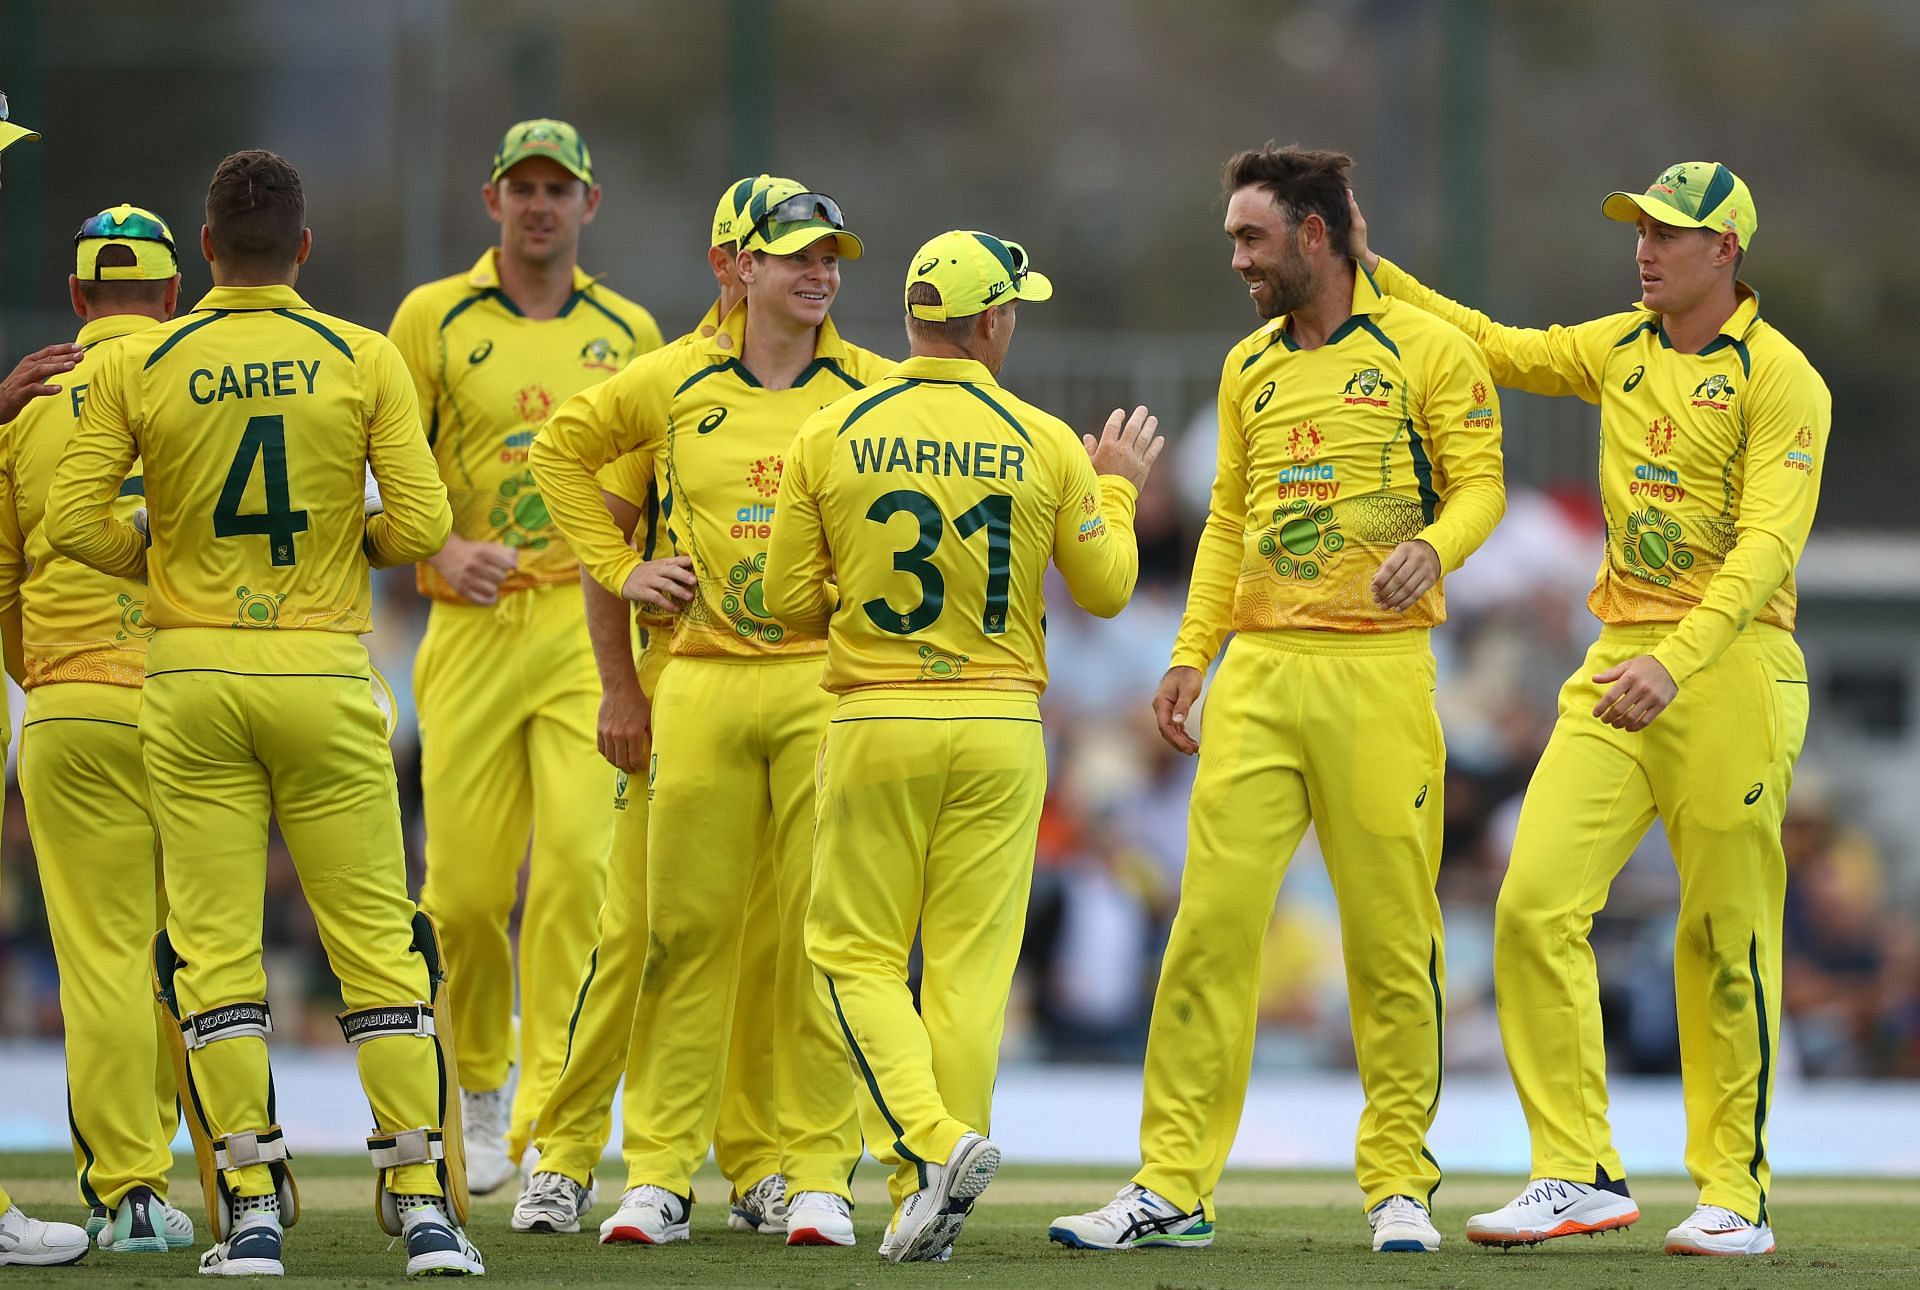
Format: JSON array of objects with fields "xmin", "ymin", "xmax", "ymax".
[{"xmin": 1052, "ymin": 406, "xmax": 1158, "ymax": 619}]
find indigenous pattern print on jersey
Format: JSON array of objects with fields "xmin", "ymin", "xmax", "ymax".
[
  {"xmin": 1372, "ymin": 259, "xmax": 1829, "ymax": 682},
  {"xmin": 1171, "ymin": 268, "xmax": 1505, "ymax": 669},
  {"xmin": 388, "ymin": 249, "xmax": 663, "ymax": 603}
]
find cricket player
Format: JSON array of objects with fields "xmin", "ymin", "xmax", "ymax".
[
  {"xmin": 1051, "ymin": 145, "xmax": 1505, "ymax": 1255},
  {"xmin": 387, "ymin": 118, "xmax": 663, "ymax": 1193},
  {"xmin": 0, "ymin": 205, "xmax": 193, "ymax": 1256},
  {"xmin": 512, "ymin": 174, "xmax": 786, "ymax": 1238},
  {"xmin": 1350, "ymin": 162, "xmax": 1827, "ymax": 1256},
  {"xmin": 47, "ymin": 149, "xmax": 481, "ymax": 1277},
  {"xmin": 765, "ymin": 230, "xmax": 1161, "ymax": 1262},
  {"xmin": 531, "ymin": 180, "xmax": 886, "ymax": 1247},
  {"xmin": 0, "ymin": 88, "xmax": 93, "ymax": 1272}
]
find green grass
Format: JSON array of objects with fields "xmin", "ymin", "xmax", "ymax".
[{"xmin": 2, "ymin": 1152, "xmax": 1916, "ymax": 1285}]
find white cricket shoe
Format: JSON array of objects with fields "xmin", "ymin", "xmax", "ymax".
[
  {"xmin": 878, "ymin": 1132, "xmax": 999, "ymax": 1264},
  {"xmin": 461, "ymin": 1087, "xmax": 516, "ymax": 1196},
  {"xmin": 511, "ymin": 1170, "xmax": 595, "ymax": 1234},
  {"xmin": 198, "ymin": 1204, "xmax": 283, "ymax": 1277},
  {"xmin": 1047, "ymin": 1182, "xmax": 1213, "ymax": 1251},
  {"xmin": 398, "ymin": 1199, "xmax": 485, "ymax": 1277},
  {"xmin": 598, "ymin": 1185, "xmax": 690, "ymax": 1245},
  {"xmin": 0, "ymin": 1204, "xmax": 90, "ymax": 1267},
  {"xmin": 727, "ymin": 1174, "xmax": 788, "ymax": 1234},
  {"xmin": 1466, "ymin": 1178, "xmax": 1639, "ymax": 1247},
  {"xmin": 1664, "ymin": 1204, "xmax": 1775, "ymax": 1256},
  {"xmin": 1368, "ymin": 1194, "xmax": 1440, "ymax": 1252},
  {"xmin": 785, "ymin": 1191, "xmax": 854, "ymax": 1247},
  {"xmin": 99, "ymin": 1187, "xmax": 194, "ymax": 1252}
]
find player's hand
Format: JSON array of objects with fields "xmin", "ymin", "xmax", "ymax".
[
  {"xmin": 1346, "ymin": 189, "xmax": 1380, "ymax": 274},
  {"xmin": 620, "ymin": 554, "xmax": 696, "ymax": 615},
  {"xmin": 1084, "ymin": 405, "xmax": 1165, "ymax": 490},
  {"xmin": 598, "ymin": 676, "xmax": 651, "ymax": 773},
  {"xmin": 429, "ymin": 532, "xmax": 520, "ymax": 605},
  {"xmin": 1592, "ymin": 654, "xmax": 1677, "ymax": 732},
  {"xmin": 1371, "ymin": 539, "xmax": 1441, "ymax": 612},
  {"xmin": 1152, "ymin": 665, "xmax": 1204, "ymax": 756},
  {"xmin": 0, "ymin": 343, "xmax": 82, "ymax": 426}
]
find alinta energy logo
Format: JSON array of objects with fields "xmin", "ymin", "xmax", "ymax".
[
  {"xmin": 1465, "ymin": 379, "xmax": 1494, "ymax": 430},
  {"xmin": 1689, "ymin": 373, "xmax": 1735, "ymax": 411},
  {"xmin": 579, "ymin": 337, "xmax": 619, "ymax": 372},
  {"xmin": 1257, "ymin": 498, "xmax": 1343, "ymax": 582},
  {"xmin": 1785, "ymin": 423, "xmax": 1816, "ymax": 474},
  {"xmin": 1341, "ymin": 368, "xmax": 1393, "ymax": 407},
  {"xmin": 1646, "ymin": 415, "xmax": 1678, "ymax": 457}
]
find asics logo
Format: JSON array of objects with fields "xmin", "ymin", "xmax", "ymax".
[
  {"xmin": 1744, "ymin": 783, "xmax": 1764, "ymax": 805},
  {"xmin": 697, "ymin": 408, "xmax": 728, "ymax": 434}
]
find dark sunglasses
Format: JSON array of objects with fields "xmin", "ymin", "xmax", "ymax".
[
  {"xmin": 74, "ymin": 207, "xmax": 176, "ymax": 251},
  {"xmin": 745, "ymin": 191, "xmax": 847, "ymax": 248}
]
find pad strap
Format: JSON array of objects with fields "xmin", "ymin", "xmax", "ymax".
[
  {"xmin": 181, "ymin": 1001, "xmax": 272, "ymax": 1050},
  {"xmin": 337, "ymin": 1002, "xmax": 436, "ymax": 1045},
  {"xmin": 367, "ymin": 1127, "xmax": 446, "ymax": 1170},
  {"xmin": 211, "ymin": 1126, "xmax": 289, "ymax": 1171}
]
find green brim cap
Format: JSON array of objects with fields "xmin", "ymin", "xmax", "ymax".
[
  {"xmin": 491, "ymin": 118, "xmax": 592, "ymax": 184},
  {"xmin": 1603, "ymin": 161, "xmax": 1755, "ymax": 252}
]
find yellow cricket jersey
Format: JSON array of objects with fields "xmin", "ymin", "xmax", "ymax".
[
  {"xmin": 1372, "ymin": 257, "xmax": 1830, "ymax": 683},
  {"xmin": 47, "ymin": 284, "xmax": 451, "ymax": 638},
  {"xmin": 764, "ymin": 355, "xmax": 1140, "ymax": 695},
  {"xmin": 0, "ymin": 314, "xmax": 159, "ymax": 690},
  {"xmin": 387, "ymin": 249, "xmax": 663, "ymax": 603},
  {"xmin": 531, "ymin": 301, "xmax": 891, "ymax": 659},
  {"xmin": 1170, "ymin": 266, "xmax": 1506, "ymax": 670}
]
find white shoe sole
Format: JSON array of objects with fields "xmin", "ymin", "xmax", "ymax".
[
  {"xmin": 598, "ymin": 1220, "xmax": 689, "ymax": 1245},
  {"xmin": 0, "ymin": 1246, "xmax": 90, "ymax": 1268},
  {"xmin": 406, "ymin": 1250, "xmax": 484, "ymax": 1275},
  {"xmin": 1467, "ymin": 1200, "xmax": 1639, "ymax": 1248},
  {"xmin": 510, "ymin": 1212, "xmax": 580, "ymax": 1235},
  {"xmin": 894, "ymin": 1137, "xmax": 1000, "ymax": 1263},
  {"xmin": 786, "ymin": 1219, "xmax": 855, "ymax": 1247},
  {"xmin": 199, "ymin": 1256, "xmax": 284, "ymax": 1276},
  {"xmin": 1665, "ymin": 1229, "xmax": 1775, "ymax": 1256}
]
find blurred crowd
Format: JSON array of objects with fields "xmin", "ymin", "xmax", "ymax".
[{"xmin": 2, "ymin": 429, "xmax": 1916, "ymax": 1082}]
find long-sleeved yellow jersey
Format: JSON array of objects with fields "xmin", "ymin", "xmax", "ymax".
[
  {"xmin": 387, "ymin": 249, "xmax": 662, "ymax": 604},
  {"xmin": 531, "ymin": 301, "xmax": 891, "ymax": 659},
  {"xmin": 1372, "ymin": 257, "xmax": 1829, "ymax": 683},
  {"xmin": 764, "ymin": 355, "xmax": 1140, "ymax": 695},
  {"xmin": 1171, "ymin": 266, "xmax": 1506, "ymax": 671},
  {"xmin": 0, "ymin": 313, "xmax": 159, "ymax": 689},
  {"xmin": 48, "ymin": 284, "xmax": 451, "ymax": 635}
]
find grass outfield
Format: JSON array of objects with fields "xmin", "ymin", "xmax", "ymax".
[{"xmin": 1, "ymin": 1153, "xmax": 1916, "ymax": 1285}]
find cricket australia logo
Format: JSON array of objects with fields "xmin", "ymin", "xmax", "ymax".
[
  {"xmin": 1646, "ymin": 415, "xmax": 1678, "ymax": 456},
  {"xmin": 917, "ymin": 644, "xmax": 969, "ymax": 679},
  {"xmin": 579, "ymin": 337, "xmax": 619, "ymax": 372},
  {"xmin": 614, "ymin": 770, "xmax": 630, "ymax": 811},
  {"xmin": 115, "ymin": 592, "xmax": 154, "ymax": 641},
  {"xmin": 1257, "ymin": 499, "xmax": 1343, "ymax": 582},
  {"xmin": 1689, "ymin": 373, "xmax": 1735, "ymax": 410},
  {"xmin": 1341, "ymin": 368, "xmax": 1393, "ymax": 407},
  {"xmin": 1286, "ymin": 420, "xmax": 1324, "ymax": 462},
  {"xmin": 1622, "ymin": 505, "xmax": 1695, "ymax": 586}
]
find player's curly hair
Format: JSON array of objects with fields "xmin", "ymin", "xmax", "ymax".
[
  {"xmin": 205, "ymin": 149, "xmax": 306, "ymax": 274},
  {"xmin": 1223, "ymin": 144, "xmax": 1354, "ymax": 257}
]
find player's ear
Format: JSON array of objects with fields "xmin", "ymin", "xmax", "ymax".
[
  {"xmin": 482, "ymin": 180, "xmax": 503, "ymax": 224},
  {"xmin": 163, "ymin": 274, "xmax": 182, "ymax": 320},
  {"xmin": 68, "ymin": 274, "xmax": 87, "ymax": 322},
  {"xmin": 736, "ymin": 248, "xmax": 756, "ymax": 285},
  {"xmin": 294, "ymin": 228, "xmax": 314, "ymax": 266},
  {"xmin": 580, "ymin": 183, "xmax": 602, "ymax": 225},
  {"xmin": 200, "ymin": 225, "xmax": 217, "ymax": 266}
]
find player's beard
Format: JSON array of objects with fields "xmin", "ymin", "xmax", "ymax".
[{"xmin": 1250, "ymin": 243, "xmax": 1313, "ymax": 320}]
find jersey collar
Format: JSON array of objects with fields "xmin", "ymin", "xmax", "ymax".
[
  {"xmin": 692, "ymin": 299, "xmax": 725, "ymax": 341},
  {"xmin": 1261, "ymin": 260, "xmax": 1388, "ymax": 352},
  {"xmin": 191, "ymin": 284, "xmax": 310, "ymax": 313},
  {"xmin": 1630, "ymin": 281, "xmax": 1762, "ymax": 345},
  {"xmin": 887, "ymin": 355, "xmax": 996, "ymax": 386},
  {"xmin": 75, "ymin": 313, "xmax": 161, "ymax": 349},
  {"xmin": 465, "ymin": 247, "xmax": 597, "ymax": 294},
  {"xmin": 703, "ymin": 297, "xmax": 853, "ymax": 364}
]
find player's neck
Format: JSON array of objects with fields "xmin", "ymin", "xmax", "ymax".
[
  {"xmin": 739, "ymin": 307, "xmax": 819, "ymax": 391},
  {"xmin": 1658, "ymin": 281, "xmax": 1740, "ymax": 355},
  {"xmin": 1284, "ymin": 259, "xmax": 1357, "ymax": 350},
  {"xmin": 495, "ymin": 247, "xmax": 577, "ymax": 321}
]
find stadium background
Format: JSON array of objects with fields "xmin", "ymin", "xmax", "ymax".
[{"xmin": 1, "ymin": 0, "xmax": 1916, "ymax": 1174}]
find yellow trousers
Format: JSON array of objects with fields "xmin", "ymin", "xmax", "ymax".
[
  {"xmin": 1496, "ymin": 622, "xmax": 1807, "ymax": 1221},
  {"xmin": 416, "ymin": 584, "xmax": 612, "ymax": 1160},
  {"xmin": 533, "ymin": 659, "xmax": 783, "ymax": 1195},
  {"xmin": 806, "ymin": 691, "xmax": 1046, "ymax": 1208},
  {"xmin": 623, "ymin": 655, "xmax": 860, "ymax": 1200},
  {"xmin": 142, "ymin": 629, "xmax": 443, "ymax": 1199},
  {"xmin": 1137, "ymin": 629, "xmax": 1446, "ymax": 1217},
  {"xmin": 20, "ymin": 683, "xmax": 178, "ymax": 1210}
]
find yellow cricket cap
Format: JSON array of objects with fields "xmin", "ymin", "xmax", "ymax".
[
  {"xmin": 0, "ymin": 89, "xmax": 38, "ymax": 153},
  {"xmin": 74, "ymin": 204, "xmax": 179, "ymax": 281},
  {"xmin": 1603, "ymin": 161, "xmax": 1756, "ymax": 252},
  {"xmin": 491, "ymin": 118, "xmax": 593, "ymax": 185},
  {"xmin": 740, "ymin": 179, "xmax": 863, "ymax": 260},
  {"xmin": 712, "ymin": 174, "xmax": 773, "ymax": 249},
  {"xmin": 905, "ymin": 230, "xmax": 1053, "ymax": 321}
]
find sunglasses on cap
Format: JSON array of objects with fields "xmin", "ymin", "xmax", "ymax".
[
  {"xmin": 745, "ymin": 191, "xmax": 847, "ymax": 248},
  {"xmin": 75, "ymin": 207, "xmax": 177, "ymax": 252}
]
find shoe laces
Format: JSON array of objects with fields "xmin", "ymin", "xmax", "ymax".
[
  {"xmin": 1369, "ymin": 1195, "xmax": 1428, "ymax": 1228},
  {"xmin": 622, "ymin": 1184, "xmax": 680, "ymax": 1213},
  {"xmin": 1518, "ymin": 1178, "xmax": 1586, "ymax": 1208},
  {"xmin": 524, "ymin": 1172, "xmax": 579, "ymax": 1208},
  {"xmin": 741, "ymin": 1174, "xmax": 785, "ymax": 1208},
  {"xmin": 1689, "ymin": 1204, "xmax": 1753, "ymax": 1231},
  {"xmin": 1097, "ymin": 1183, "xmax": 1165, "ymax": 1221},
  {"xmin": 790, "ymin": 1191, "xmax": 850, "ymax": 1217}
]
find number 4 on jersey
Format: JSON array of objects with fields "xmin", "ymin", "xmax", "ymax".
[{"xmin": 214, "ymin": 413, "xmax": 309, "ymax": 567}]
